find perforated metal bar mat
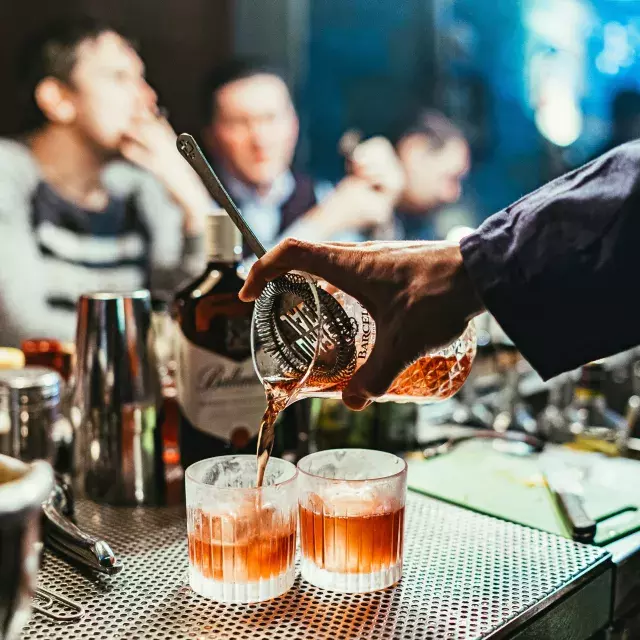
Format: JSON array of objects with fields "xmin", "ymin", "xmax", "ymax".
[{"xmin": 23, "ymin": 493, "xmax": 608, "ymax": 640}]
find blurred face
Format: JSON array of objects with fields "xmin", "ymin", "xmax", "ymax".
[
  {"xmin": 205, "ymin": 74, "xmax": 299, "ymax": 190},
  {"xmin": 62, "ymin": 32, "xmax": 157, "ymax": 152},
  {"xmin": 396, "ymin": 134, "xmax": 470, "ymax": 213}
]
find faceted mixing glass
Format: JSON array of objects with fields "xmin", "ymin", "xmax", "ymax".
[
  {"xmin": 297, "ymin": 449, "xmax": 407, "ymax": 593},
  {"xmin": 251, "ymin": 274, "xmax": 476, "ymax": 406},
  {"xmin": 185, "ymin": 455, "xmax": 297, "ymax": 603}
]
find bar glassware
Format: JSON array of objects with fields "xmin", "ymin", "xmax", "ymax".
[
  {"xmin": 298, "ymin": 448, "xmax": 407, "ymax": 593},
  {"xmin": 186, "ymin": 455, "xmax": 297, "ymax": 603},
  {"xmin": 251, "ymin": 274, "xmax": 476, "ymax": 406}
]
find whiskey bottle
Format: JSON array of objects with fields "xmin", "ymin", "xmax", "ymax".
[
  {"xmin": 174, "ymin": 213, "xmax": 267, "ymax": 469},
  {"xmin": 309, "ymin": 398, "xmax": 379, "ymax": 453}
]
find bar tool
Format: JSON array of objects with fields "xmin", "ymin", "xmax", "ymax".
[
  {"xmin": 541, "ymin": 460, "xmax": 596, "ymax": 543},
  {"xmin": 72, "ymin": 290, "xmax": 163, "ymax": 506},
  {"xmin": 42, "ymin": 479, "xmax": 122, "ymax": 575},
  {"xmin": 0, "ymin": 368, "xmax": 123, "ymax": 576},
  {"xmin": 176, "ymin": 133, "xmax": 266, "ymax": 258}
]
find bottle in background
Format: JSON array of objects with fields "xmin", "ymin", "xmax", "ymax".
[
  {"xmin": 21, "ymin": 339, "xmax": 74, "ymax": 382},
  {"xmin": 174, "ymin": 213, "xmax": 268, "ymax": 469},
  {"xmin": 151, "ymin": 299, "xmax": 183, "ymax": 504},
  {"xmin": 310, "ymin": 399, "xmax": 350, "ymax": 451},
  {"xmin": 310, "ymin": 398, "xmax": 378, "ymax": 452},
  {"xmin": 377, "ymin": 403, "xmax": 418, "ymax": 453},
  {"xmin": 309, "ymin": 398, "xmax": 417, "ymax": 455},
  {"xmin": 564, "ymin": 362, "xmax": 629, "ymax": 456},
  {"xmin": 539, "ymin": 375, "xmax": 570, "ymax": 443}
]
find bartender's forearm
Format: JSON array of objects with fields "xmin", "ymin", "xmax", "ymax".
[{"xmin": 460, "ymin": 141, "xmax": 640, "ymax": 379}]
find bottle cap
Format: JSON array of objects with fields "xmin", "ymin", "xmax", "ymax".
[{"xmin": 205, "ymin": 212, "xmax": 243, "ymax": 263}]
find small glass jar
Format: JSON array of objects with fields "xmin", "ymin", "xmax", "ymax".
[{"xmin": 0, "ymin": 368, "xmax": 71, "ymax": 472}]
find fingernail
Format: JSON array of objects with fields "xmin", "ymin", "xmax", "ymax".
[{"xmin": 343, "ymin": 393, "xmax": 370, "ymax": 411}]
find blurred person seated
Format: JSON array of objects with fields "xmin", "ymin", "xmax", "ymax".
[
  {"xmin": 391, "ymin": 110, "xmax": 470, "ymax": 241},
  {"xmin": 201, "ymin": 59, "xmax": 404, "ymax": 256},
  {"xmin": 0, "ymin": 18, "xmax": 212, "ymax": 346}
]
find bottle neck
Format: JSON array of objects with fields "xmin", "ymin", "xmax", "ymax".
[{"xmin": 205, "ymin": 213, "xmax": 243, "ymax": 263}]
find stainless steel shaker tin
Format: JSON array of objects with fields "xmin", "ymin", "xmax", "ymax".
[{"xmin": 72, "ymin": 290, "xmax": 163, "ymax": 506}]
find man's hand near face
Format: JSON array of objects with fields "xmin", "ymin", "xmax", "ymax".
[
  {"xmin": 298, "ymin": 136, "xmax": 406, "ymax": 238},
  {"xmin": 120, "ymin": 110, "xmax": 213, "ymax": 235}
]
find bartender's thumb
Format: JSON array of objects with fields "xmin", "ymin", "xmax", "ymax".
[{"xmin": 342, "ymin": 342, "xmax": 404, "ymax": 411}]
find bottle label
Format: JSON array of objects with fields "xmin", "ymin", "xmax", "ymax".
[{"xmin": 175, "ymin": 330, "xmax": 266, "ymax": 441}]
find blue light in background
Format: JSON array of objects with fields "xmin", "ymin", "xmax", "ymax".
[
  {"xmin": 300, "ymin": 0, "xmax": 640, "ymax": 225},
  {"xmin": 524, "ymin": 0, "xmax": 593, "ymax": 147}
]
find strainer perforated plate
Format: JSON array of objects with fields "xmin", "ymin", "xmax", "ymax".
[{"xmin": 23, "ymin": 493, "xmax": 609, "ymax": 640}]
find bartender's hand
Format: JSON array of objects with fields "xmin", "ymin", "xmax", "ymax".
[
  {"xmin": 239, "ymin": 240, "xmax": 484, "ymax": 409},
  {"xmin": 120, "ymin": 110, "xmax": 212, "ymax": 235}
]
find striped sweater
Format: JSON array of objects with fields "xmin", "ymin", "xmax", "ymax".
[{"xmin": 0, "ymin": 139, "xmax": 205, "ymax": 346}]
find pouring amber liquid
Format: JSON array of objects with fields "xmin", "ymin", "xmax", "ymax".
[{"xmin": 253, "ymin": 275, "xmax": 477, "ymax": 487}]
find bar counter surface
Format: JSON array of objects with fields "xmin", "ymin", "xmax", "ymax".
[{"xmin": 22, "ymin": 491, "xmax": 611, "ymax": 639}]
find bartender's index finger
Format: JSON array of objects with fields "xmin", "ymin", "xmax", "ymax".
[{"xmin": 239, "ymin": 239, "xmax": 358, "ymax": 302}]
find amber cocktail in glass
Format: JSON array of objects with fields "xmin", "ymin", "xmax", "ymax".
[
  {"xmin": 298, "ymin": 449, "xmax": 407, "ymax": 593},
  {"xmin": 186, "ymin": 455, "xmax": 297, "ymax": 603}
]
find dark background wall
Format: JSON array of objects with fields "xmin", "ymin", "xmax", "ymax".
[
  {"xmin": 300, "ymin": 0, "xmax": 438, "ymax": 183},
  {"xmin": 0, "ymin": 0, "xmax": 231, "ymax": 137}
]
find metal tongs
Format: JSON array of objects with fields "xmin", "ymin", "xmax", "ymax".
[
  {"xmin": 42, "ymin": 475, "xmax": 123, "ymax": 576},
  {"xmin": 32, "ymin": 476, "xmax": 121, "ymax": 623}
]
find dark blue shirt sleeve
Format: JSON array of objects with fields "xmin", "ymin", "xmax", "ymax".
[{"xmin": 460, "ymin": 141, "xmax": 640, "ymax": 380}]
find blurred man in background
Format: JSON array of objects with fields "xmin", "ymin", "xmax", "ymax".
[
  {"xmin": 201, "ymin": 59, "xmax": 404, "ymax": 256},
  {"xmin": 0, "ymin": 19, "xmax": 212, "ymax": 346},
  {"xmin": 392, "ymin": 110, "xmax": 470, "ymax": 240}
]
